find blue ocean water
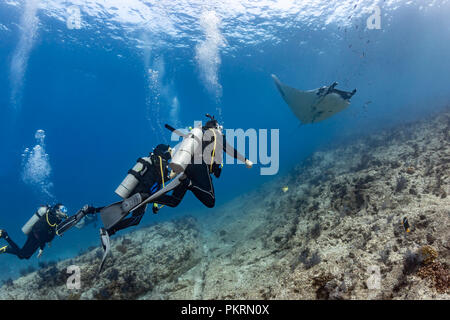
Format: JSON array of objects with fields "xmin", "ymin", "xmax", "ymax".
[{"xmin": 0, "ymin": 0, "xmax": 449, "ymax": 281}]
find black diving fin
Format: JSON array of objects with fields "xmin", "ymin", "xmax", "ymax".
[{"xmin": 99, "ymin": 193, "xmax": 143, "ymax": 230}]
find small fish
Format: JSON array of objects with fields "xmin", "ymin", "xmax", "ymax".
[
  {"xmin": 282, "ymin": 186, "xmax": 289, "ymax": 193},
  {"xmin": 403, "ymin": 217, "xmax": 410, "ymax": 233}
]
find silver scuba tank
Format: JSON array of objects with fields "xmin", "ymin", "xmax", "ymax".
[
  {"xmin": 22, "ymin": 206, "xmax": 49, "ymax": 235},
  {"xmin": 169, "ymin": 126, "xmax": 203, "ymax": 174},
  {"xmin": 115, "ymin": 157, "xmax": 152, "ymax": 199}
]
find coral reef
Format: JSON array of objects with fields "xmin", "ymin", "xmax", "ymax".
[
  {"xmin": 418, "ymin": 245, "xmax": 438, "ymax": 265},
  {"xmin": 1, "ymin": 108, "xmax": 449, "ymax": 300},
  {"xmin": 417, "ymin": 262, "xmax": 449, "ymax": 294}
]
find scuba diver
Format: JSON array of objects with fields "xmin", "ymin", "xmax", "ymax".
[
  {"xmin": 54, "ymin": 143, "xmax": 173, "ymax": 273},
  {"xmin": 58, "ymin": 144, "xmax": 172, "ymax": 235},
  {"xmin": 0, "ymin": 204, "xmax": 69, "ymax": 260},
  {"xmin": 56, "ymin": 143, "xmax": 173, "ymax": 238},
  {"xmin": 151, "ymin": 114, "xmax": 253, "ymax": 213}
]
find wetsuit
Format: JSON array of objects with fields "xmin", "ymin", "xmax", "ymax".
[
  {"xmin": 2, "ymin": 209, "xmax": 63, "ymax": 260},
  {"xmin": 153, "ymin": 126, "xmax": 247, "ymax": 209}
]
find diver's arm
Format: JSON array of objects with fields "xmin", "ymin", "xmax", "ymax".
[
  {"xmin": 223, "ymin": 140, "xmax": 246, "ymax": 163},
  {"xmin": 223, "ymin": 140, "xmax": 253, "ymax": 168},
  {"xmin": 56, "ymin": 205, "xmax": 102, "ymax": 236}
]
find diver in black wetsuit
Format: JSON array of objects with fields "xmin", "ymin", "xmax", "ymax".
[
  {"xmin": 57, "ymin": 144, "xmax": 173, "ymax": 237},
  {"xmin": 0, "ymin": 204, "xmax": 69, "ymax": 260},
  {"xmin": 54, "ymin": 144, "xmax": 173, "ymax": 274},
  {"xmin": 151, "ymin": 114, "xmax": 253, "ymax": 213}
]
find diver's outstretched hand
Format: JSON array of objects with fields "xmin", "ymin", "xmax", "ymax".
[
  {"xmin": 81, "ymin": 204, "xmax": 97, "ymax": 215},
  {"xmin": 169, "ymin": 171, "xmax": 177, "ymax": 180},
  {"xmin": 56, "ymin": 204, "xmax": 95, "ymax": 236},
  {"xmin": 245, "ymin": 159, "xmax": 253, "ymax": 169}
]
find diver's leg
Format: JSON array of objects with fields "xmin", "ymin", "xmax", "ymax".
[
  {"xmin": 153, "ymin": 181, "xmax": 189, "ymax": 208},
  {"xmin": 187, "ymin": 162, "xmax": 215, "ymax": 208},
  {"xmin": 16, "ymin": 235, "xmax": 41, "ymax": 259},
  {"xmin": 1, "ymin": 231, "xmax": 21, "ymax": 256},
  {"xmin": 106, "ymin": 206, "xmax": 146, "ymax": 236},
  {"xmin": 3, "ymin": 234, "xmax": 40, "ymax": 259}
]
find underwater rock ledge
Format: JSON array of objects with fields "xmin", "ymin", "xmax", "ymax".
[{"xmin": 1, "ymin": 108, "xmax": 449, "ymax": 300}]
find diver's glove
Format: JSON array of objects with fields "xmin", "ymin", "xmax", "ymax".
[
  {"xmin": 245, "ymin": 159, "xmax": 253, "ymax": 169},
  {"xmin": 81, "ymin": 204, "xmax": 97, "ymax": 215},
  {"xmin": 37, "ymin": 249, "xmax": 43, "ymax": 259},
  {"xmin": 152, "ymin": 203, "xmax": 160, "ymax": 214},
  {"xmin": 169, "ymin": 171, "xmax": 177, "ymax": 180},
  {"xmin": 0, "ymin": 230, "xmax": 7, "ymax": 239}
]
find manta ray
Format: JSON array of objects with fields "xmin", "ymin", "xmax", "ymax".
[{"xmin": 271, "ymin": 74, "xmax": 357, "ymax": 124}]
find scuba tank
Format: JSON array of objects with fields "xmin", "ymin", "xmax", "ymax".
[
  {"xmin": 115, "ymin": 157, "xmax": 153, "ymax": 199},
  {"xmin": 22, "ymin": 206, "xmax": 49, "ymax": 235},
  {"xmin": 170, "ymin": 126, "xmax": 203, "ymax": 174}
]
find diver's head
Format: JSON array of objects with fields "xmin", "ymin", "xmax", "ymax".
[
  {"xmin": 205, "ymin": 119, "xmax": 219, "ymax": 129},
  {"xmin": 52, "ymin": 204, "xmax": 68, "ymax": 220},
  {"xmin": 153, "ymin": 144, "xmax": 172, "ymax": 161},
  {"xmin": 204, "ymin": 114, "xmax": 223, "ymax": 131}
]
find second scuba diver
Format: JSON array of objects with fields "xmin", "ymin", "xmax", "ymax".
[
  {"xmin": 0, "ymin": 204, "xmax": 69, "ymax": 260},
  {"xmin": 55, "ymin": 143, "xmax": 174, "ymax": 273},
  {"xmin": 57, "ymin": 143, "xmax": 173, "ymax": 238}
]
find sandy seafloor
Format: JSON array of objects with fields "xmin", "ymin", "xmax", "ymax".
[{"xmin": 1, "ymin": 108, "xmax": 449, "ymax": 300}]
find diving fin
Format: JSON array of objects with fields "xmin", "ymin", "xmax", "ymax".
[
  {"xmin": 98, "ymin": 228, "xmax": 111, "ymax": 274},
  {"xmin": 100, "ymin": 193, "xmax": 143, "ymax": 230}
]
